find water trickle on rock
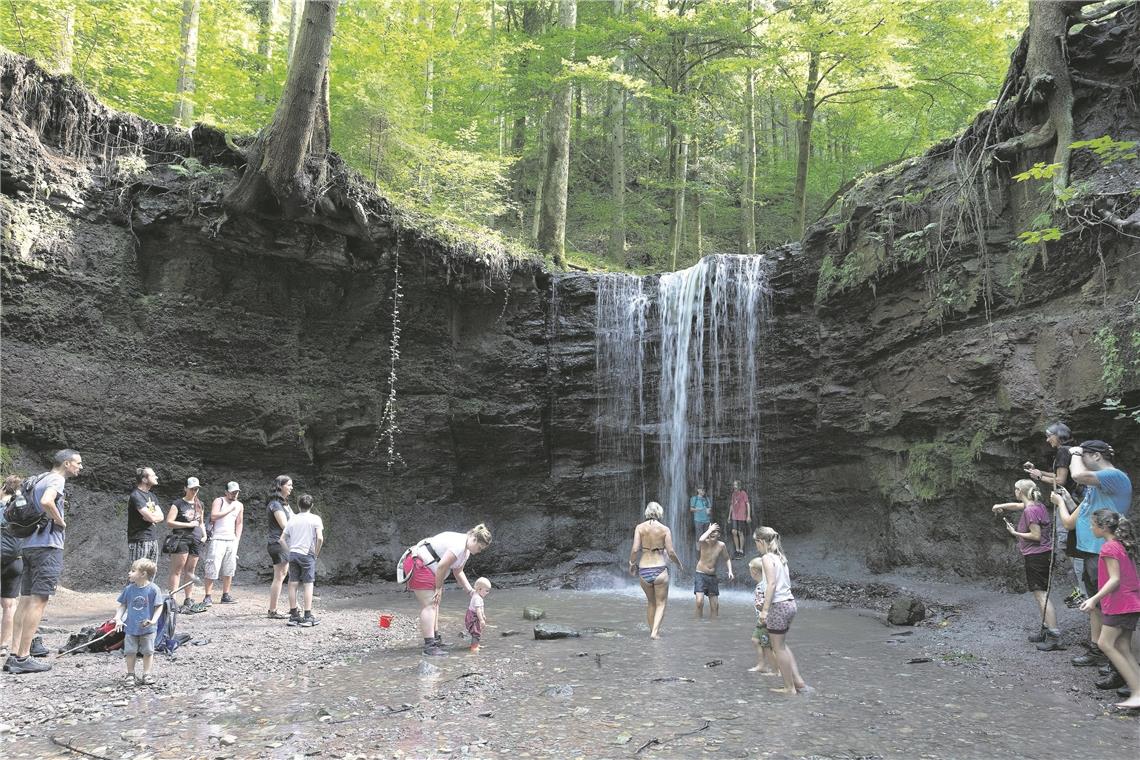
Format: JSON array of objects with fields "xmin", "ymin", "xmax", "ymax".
[{"xmin": 595, "ymin": 254, "xmax": 773, "ymax": 568}]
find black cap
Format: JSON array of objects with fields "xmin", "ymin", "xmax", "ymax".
[{"xmin": 1078, "ymin": 440, "xmax": 1113, "ymax": 455}]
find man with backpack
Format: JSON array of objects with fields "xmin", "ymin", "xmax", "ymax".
[{"xmin": 4, "ymin": 449, "xmax": 83, "ymax": 675}]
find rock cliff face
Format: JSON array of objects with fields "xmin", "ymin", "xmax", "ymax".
[{"xmin": 2, "ymin": 7, "xmax": 1138, "ymax": 590}]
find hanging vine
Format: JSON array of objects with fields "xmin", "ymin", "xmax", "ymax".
[{"xmin": 377, "ymin": 244, "xmax": 405, "ymax": 470}]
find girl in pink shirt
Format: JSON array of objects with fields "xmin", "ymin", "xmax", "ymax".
[{"xmin": 1079, "ymin": 510, "xmax": 1140, "ymax": 709}]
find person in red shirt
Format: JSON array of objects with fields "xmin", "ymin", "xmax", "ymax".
[
  {"xmin": 729, "ymin": 481, "xmax": 752, "ymax": 557},
  {"xmin": 1079, "ymin": 510, "xmax": 1140, "ymax": 709}
]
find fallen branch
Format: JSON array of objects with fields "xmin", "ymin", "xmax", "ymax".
[
  {"xmin": 50, "ymin": 737, "xmax": 114, "ymax": 760},
  {"xmin": 634, "ymin": 719, "xmax": 711, "ymax": 755}
]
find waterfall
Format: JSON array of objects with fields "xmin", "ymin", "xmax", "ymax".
[{"xmin": 595, "ymin": 254, "xmax": 772, "ymax": 569}]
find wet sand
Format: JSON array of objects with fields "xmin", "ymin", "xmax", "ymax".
[{"xmin": 2, "ymin": 581, "xmax": 1138, "ymax": 759}]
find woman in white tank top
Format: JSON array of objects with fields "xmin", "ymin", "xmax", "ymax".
[{"xmin": 754, "ymin": 526, "xmax": 808, "ymax": 695}]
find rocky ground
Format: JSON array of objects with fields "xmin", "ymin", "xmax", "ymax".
[{"xmin": 2, "ymin": 563, "xmax": 1137, "ymax": 759}]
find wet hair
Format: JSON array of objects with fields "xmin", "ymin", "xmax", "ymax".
[
  {"xmin": 1092, "ymin": 510, "xmax": 1140, "ymax": 565},
  {"xmin": 53, "ymin": 449, "xmax": 81, "ymax": 466},
  {"xmin": 1014, "ymin": 479, "xmax": 1042, "ymax": 503},
  {"xmin": 135, "ymin": 467, "xmax": 153, "ymax": 485},
  {"xmin": 644, "ymin": 502, "xmax": 664, "ymax": 520},
  {"xmin": 474, "ymin": 577, "xmax": 492, "ymax": 591},
  {"xmin": 2, "ymin": 475, "xmax": 22, "ymax": 496},
  {"xmin": 469, "ymin": 523, "xmax": 493, "ymax": 546},
  {"xmin": 753, "ymin": 526, "xmax": 787, "ymax": 564},
  {"xmin": 131, "ymin": 558, "xmax": 157, "ymax": 580},
  {"xmin": 1045, "ymin": 422, "xmax": 1071, "ymax": 442},
  {"xmin": 298, "ymin": 494, "xmax": 314, "ymax": 512},
  {"xmin": 273, "ymin": 475, "xmax": 292, "ymax": 498}
]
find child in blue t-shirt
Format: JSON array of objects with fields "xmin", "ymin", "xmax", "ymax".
[{"xmin": 116, "ymin": 559, "xmax": 163, "ymax": 685}]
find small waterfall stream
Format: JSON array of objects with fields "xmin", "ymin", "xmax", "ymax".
[{"xmin": 594, "ymin": 254, "xmax": 773, "ymax": 569}]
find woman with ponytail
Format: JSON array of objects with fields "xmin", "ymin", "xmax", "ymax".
[
  {"xmin": 1079, "ymin": 510, "xmax": 1140, "ymax": 709},
  {"xmin": 753, "ymin": 526, "xmax": 807, "ymax": 695},
  {"xmin": 993, "ymin": 479, "xmax": 1060, "ymax": 647}
]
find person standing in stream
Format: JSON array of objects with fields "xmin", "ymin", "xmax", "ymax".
[
  {"xmin": 401, "ymin": 524, "xmax": 493, "ymax": 656},
  {"xmin": 729, "ymin": 480, "xmax": 752, "ymax": 557}
]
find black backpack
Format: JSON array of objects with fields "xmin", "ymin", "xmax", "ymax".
[{"xmin": 3, "ymin": 474, "xmax": 50, "ymax": 539}]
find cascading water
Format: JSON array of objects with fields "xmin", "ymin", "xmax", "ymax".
[{"xmin": 595, "ymin": 254, "xmax": 772, "ymax": 570}]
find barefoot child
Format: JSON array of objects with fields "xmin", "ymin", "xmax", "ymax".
[
  {"xmin": 466, "ymin": 577, "xmax": 491, "ymax": 652},
  {"xmin": 992, "ymin": 479, "xmax": 1060, "ymax": 648},
  {"xmin": 695, "ymin": 523, "xmax": 734, "ymax": 619},
  {"xmin": 115, "ymin": 559, "xmax": 163, "ymax": 685},
  {"xmin": 1079, "ymin": 510, "xmax": 1140, "ymax": 709},
  {"xmin": 754, "ymin": 526, "xmax": 807, "ymax": 695},
  {"xmin": 748, "ymin": 557, "xmax": 775, "ymax": 675}
]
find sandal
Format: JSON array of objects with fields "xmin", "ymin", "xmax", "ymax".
[{"xmin": 141, "ymin": 674, "xmax": 156, "ymax": 685}]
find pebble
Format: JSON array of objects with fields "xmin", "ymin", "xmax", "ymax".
[{"xmin": 220, "ymin": 734, "xmax": 237, "ymax": 746}]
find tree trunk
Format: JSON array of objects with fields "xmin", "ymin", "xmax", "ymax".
[
  {"xmin": 692, "ymin": 135, "xmax": 702, "ymax": 260},
  {"xmin": 512, "ymin": 0, "xmax": 544, "ymax": 233},
  {"xmin": 422, "ymin": 0, "xmax": 435, "ymax": 133},
  {"xmin": 668, "ymin": 124, "xmax": 688, "ymax": 270},
  {"xmin": 173, "ymin": 0, "xmax": 202, "ymax": 127},
  {"xmin": 606, "ymin": 0, "xmax": 626, "ymax": 264},
  {"xmin": 225, "ymin": 0, "xmax": 340, "ymax": 218},
  {"xmin": 255, "ymin": 0, "xmax": 279, "ymax": 104},
  {"xmin": 536, "ymin": 0, "xmax": 576, "ymax": 269},
  {"xmin": 531, "ymin": 114, "xmax": 548, "ymax": 241},
  {"xmin": 992, "ymin": 1, "xmax": 1081, "ymax": 196},
  {"xmin": 740, "ymin": 71, "xmax": 757, "ymax": 255},
  {"xmin": 287, "ymin": 0, "xmax": 302, "ymax": 67},
  {"xmin": 57, "ymin": 2, "xmax": 75, "ymax": 75},
  {"xmin": 792, "ymin": 50, "xmax": 819, "ymax": 236}
]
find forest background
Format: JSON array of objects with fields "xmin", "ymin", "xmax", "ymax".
[{"xmin": 1, "ymin": 0, "xmax": 1027, "ymax": 273}]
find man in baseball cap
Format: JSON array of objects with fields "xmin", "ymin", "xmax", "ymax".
[{"xmin": 201, "ymin": 481, "xmax": 244, "ymax": 606}]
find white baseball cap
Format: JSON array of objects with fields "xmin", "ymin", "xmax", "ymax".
[
  {"xmin": 186, "ymin": 477, "xmax": 201, "ymax": 490},
  {"xmin": 226, "ymin": 481, "xmax": 240, "ymax": 493}
]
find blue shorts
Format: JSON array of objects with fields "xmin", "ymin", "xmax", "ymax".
[
  {"xmin": 694, "ymin": 571, "xmax": 720, "ymax": 596},
  {"xmin": 288, "ymin": 552, "xmax": 316, "ymax": 583}
]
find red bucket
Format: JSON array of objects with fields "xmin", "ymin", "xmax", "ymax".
[{"xmin": 378, "ymin": 613, "xmax": 394, "ymax": 629}]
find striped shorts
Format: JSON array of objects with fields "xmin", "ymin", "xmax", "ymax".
[{"xmin": 128, "ymin": 540, "xmax": 159, "ymax": 564}]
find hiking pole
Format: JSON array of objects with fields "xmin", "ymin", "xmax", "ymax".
[
  {"xmin": 55, "ymin": 576, "xmax": 199, "ymax": 657},
  {"xmin": 1039, "ymin": 494, "xmax": 1059, "ymax": 635}
]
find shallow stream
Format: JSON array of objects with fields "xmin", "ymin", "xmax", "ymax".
[{"xmin": 27, "ymin": 586, "xmax": 1138, "ymax": 758}]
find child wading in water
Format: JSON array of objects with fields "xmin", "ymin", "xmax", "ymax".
[
  {"xmin": 748, "ymin": 557, "xmax": 775, "ymax": 675},
  {"xmin": 1079, "ymin": 510, "xmax": 1140, "ymax": 709},
  {"xmin": 466, "ymin": 577, "xmax": 491, "ymax": 652},
  {"xmin": 993, "ymin": 479, "xmax": 1061, "ymax": 648},
  {"xmin": 754, "ymin": 527, "xmax": 807, "ymax": 695},
  {"xmin": 115, "ymin": 559, "xmax": 163, "ymax": 686}
]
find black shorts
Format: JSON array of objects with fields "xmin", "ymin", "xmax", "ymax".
[
  {"xmin": 21, "ymin": 547, "xmax": 63, "ymax": 597},
  {"xmin": 1080, "ymin": 557, "xmax": 1099, "ymax": 599},
  {"xmin": 731, "ymin": 519, "xmax": 750, "ymax": 535},
  {"xmin": 268, "ymin": 541, "xmax": 289, "ymax": 565},
  {"xmin": 1, "ymin": 556, "xmax": 24, "ymax": 599},
  {"xmin": 694, "ymin": 571, "xmax": 719, "ymax": 596},
  {"xmin": 1102, "ymin": 612, "xmax": 1140, "ymax": 630},
  {"xmin": 288, "ymin": 552, "xmax": 316, "ymax": 583},
  {"xmin": 1023, "ymin": 552, "xmax": 1051, "ymax": 592},
  {"xmin": 162, "ymin": 534, "xmax": 203, "ymax": 557}
]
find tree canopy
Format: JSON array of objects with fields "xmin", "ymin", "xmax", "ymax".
[{"xmin": 1, "ymin": 0, "xmax": 1027, "ymax": 272}]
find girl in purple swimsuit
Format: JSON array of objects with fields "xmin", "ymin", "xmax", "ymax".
[{"xmin": 628, "ymin": 502, "xmax": 683, "ymax": 640}]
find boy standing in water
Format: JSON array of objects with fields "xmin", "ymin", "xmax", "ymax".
[
  {"xmin": 694, "ymin": 524, "xmax": 734, "ymax": 619},
  {"xmin": 689, "ymin": 487, "xmax": 711, "ymax": 539}
]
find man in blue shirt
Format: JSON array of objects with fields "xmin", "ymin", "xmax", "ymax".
[
  {"xmin": 689, "ymin": 487, "xmax": 711, "ymax": 537},
  {"xmin": 1055, "ymin": 440, "xmax": 1131, "ymax": 665}
]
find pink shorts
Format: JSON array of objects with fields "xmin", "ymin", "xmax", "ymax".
[{"xmin": 402, "ymin": 554, "xmax": 436, "ymax": 591}]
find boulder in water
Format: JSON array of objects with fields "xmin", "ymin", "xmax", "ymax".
[
  {"xmin": 523, "ymin": 607, "xmax": 546, "ymax": 620},
  {"xmin": 888, "ymin": 597, "xmax": 926, "ymax": 626},
  {"xmin": 534, "ymin": 623, "xmax": 580, "ymax": 640}
]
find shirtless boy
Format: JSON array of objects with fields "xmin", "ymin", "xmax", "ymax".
[{"xmin": 695, "ymin": 523, "xmax": 734, "ymax": 619}]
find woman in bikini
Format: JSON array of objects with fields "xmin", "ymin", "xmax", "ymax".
[{"xmin": 628, "ymin": 501, "xmax": 682, "ymax": 639}]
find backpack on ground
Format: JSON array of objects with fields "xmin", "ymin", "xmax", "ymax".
[
  {"xmin": 87, "ymin": 619, "xmax": 125, "ymax": 653},
  {"xmin": 3, "ymin": 474, "xmax": 49, "ymax": 538},
  {"xmin": 154, "ymin": 594, "xmax": 185, "ymax": 655}
]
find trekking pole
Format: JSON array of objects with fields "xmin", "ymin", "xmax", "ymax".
[
  {"xmin": 1039, "ymin": 495, "xmax": 1058, "ymax": 634},
  {"xmin": 55, "ymin": 576, "xmax": 199, "ymax": 658}
]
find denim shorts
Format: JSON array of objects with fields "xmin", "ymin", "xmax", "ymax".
[{"xmin": 288, "ymin": 552, "xmax": 316, "ymax": 583}]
